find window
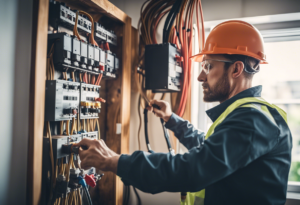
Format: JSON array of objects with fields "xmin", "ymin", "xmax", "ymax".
[{"xmin": 252, "ymin": 40, "xmax": 300, "ymax": 183}]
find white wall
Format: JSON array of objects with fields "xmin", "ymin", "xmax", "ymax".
[
  {"xmin": 0, "ymin": 0, "xmax": 32, "ymax": 204},
  {"xmin": 109, "ymin": 0, "xmax": 300, "ymax": 204}
]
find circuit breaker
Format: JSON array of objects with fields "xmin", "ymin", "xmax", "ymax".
[
  {"xmin": 48, "ymin": 33, "xmax": 72, "ymax": 66},
  {"xmin": 45, "ymin": 80, "xmax": 80, "ymax": 121},
  {"xmin": 87, "ymin": 44, "xmax": 95, "ymax": 70},
  {"xmin": 71, "ymin": 36, "xmax": 80, "ymax": 67},
  {"xmin": 145, "ymin": 43, "xmax": 182, "ymax": 92},
  {"xmin": 105, "ymin": 51, "xmax": 115, "ymax": 73},
  {"xmin": 80, "ymin": 84, "xmax": 101, "ymax": 119}
]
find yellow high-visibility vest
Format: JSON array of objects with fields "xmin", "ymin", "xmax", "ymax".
[{"xmin": 181, "ymin": 97, "xmax": 287, "ymax": 205}]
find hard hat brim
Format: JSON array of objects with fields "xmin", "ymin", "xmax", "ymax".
[{"xmin": 190, "ymin": 51, "xmax": 268, "ymax": 64}]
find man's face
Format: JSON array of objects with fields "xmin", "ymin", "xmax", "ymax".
[{"xmin": 197, "ymin": 55, "xmax": 231, "ymax": 103}]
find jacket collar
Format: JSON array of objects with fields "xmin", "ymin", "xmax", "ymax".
[{"xmin": 205, "ymin": 85, "xmax": 262, "ymax": 122}]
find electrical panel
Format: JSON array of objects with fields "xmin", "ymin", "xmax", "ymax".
[
  {"xmin": 145, "ymin": 43, "xmax": 182, "ymax": 92},
  {"xmin": 43, "ymin": 0, "xmax": 122, "ymax": 204},
  {"xmin": 80, "ymin": 84, "xmax": 101, "ymax": 119},
  {"xmin": 45, "ymin": 80, "xmax": 80, "ymax": 121}
]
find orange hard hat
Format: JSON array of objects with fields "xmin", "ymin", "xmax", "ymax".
[{"xmin": 191, "ymin": 20, "xmax": 267, "ymax": 64}]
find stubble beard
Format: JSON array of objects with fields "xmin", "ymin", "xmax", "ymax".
[{"xmin": 202, "ymin": 71, "xmax": 231, "ymax": 103}]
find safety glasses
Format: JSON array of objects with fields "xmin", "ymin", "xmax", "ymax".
[{"xmin": 201, "ymin": 59, "xmax": 234, "ymax": 74}]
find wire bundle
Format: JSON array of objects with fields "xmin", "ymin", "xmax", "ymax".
[{"xmin": 137, "ymin": 0, "xmax": 205, "ymax": 117}]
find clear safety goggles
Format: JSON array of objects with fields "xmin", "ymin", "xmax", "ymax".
[{"xmin": 200, "ymin": 59, "xmax": 234, "ymax": 74}]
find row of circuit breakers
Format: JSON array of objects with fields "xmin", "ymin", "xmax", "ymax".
[{"xmin": 49, "ymin": 1, "xmax": 119, "ymax": 77}]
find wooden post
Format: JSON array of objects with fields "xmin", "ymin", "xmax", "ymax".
[{"xmin": 27, "ymin": 0, "xmax": 49, "ymax": 204}]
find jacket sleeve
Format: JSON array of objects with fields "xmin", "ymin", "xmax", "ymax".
[
  {"xmin": 165, "ymin": 113, "xmax": 206, "ymax": 150},
  {"xmin": 117, "ymin": 108, "xmax": 280, "ymax": 194}
]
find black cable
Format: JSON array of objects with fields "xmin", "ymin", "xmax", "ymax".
[
  {"xmin": 160, "ymin": 118, "xmax": 172, "ymax": 152},
  {"xmin": 133, "ymin": 187, "xmax": 142, "ymax": 205},
  {"xmin": 144, "ymin": 106, "xmax": 174, "ymax": 154},
  {"xmin": 163, "ymin": 0, "xmax": 182, "ymax": 43},
  {"xmin": 144, "ymin": 108, "xmax": 154, "ymax": 153},
  {"xmin": 163, "ymin": 0, "xmax": 179, "ymax": 42},
  {"xmin": 84, "ymin": 186, "xmax": 93, "ymax": 205},
  {"xmin": 123, "ymin": 185, "xmax": 130, "ymax": 205}
]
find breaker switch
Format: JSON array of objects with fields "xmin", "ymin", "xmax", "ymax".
[
  {"xmin": 63, "ymin": 108, "xmax": 73, "ymax": 115},
  {"xmin": 82, "ymin": 107, "xmax": 89, "ymax": 114}
]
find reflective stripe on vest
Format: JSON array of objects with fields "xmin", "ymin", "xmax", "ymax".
[{"xmin": 180, "ymin": 97, "xmax": 287, "ymax": 205}]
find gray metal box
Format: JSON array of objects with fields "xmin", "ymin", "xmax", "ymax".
[
  {"xmin": 80, "ymin": 83, "xmax": 101, "ymax": 119},
  {"xmin": 45, "ymin": 80, "xmax": 80, "ymax": 121}
]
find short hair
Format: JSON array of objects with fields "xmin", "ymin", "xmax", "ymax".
[{"xmin": 222, "ymin": 54, "xmax": 260, "ymax": 79}]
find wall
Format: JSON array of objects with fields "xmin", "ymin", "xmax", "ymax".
[
  {"xmin": 0, "ymin": 0, "xmax": 32, "ymax": 204},
  {"xmin": 109, "ymin": 0, "xmax": 300, "ymax": 204}
]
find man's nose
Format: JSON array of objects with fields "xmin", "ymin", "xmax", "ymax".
[{"xmin": 197, "ymin": 70, "xmax": 207, "ymax": 82}]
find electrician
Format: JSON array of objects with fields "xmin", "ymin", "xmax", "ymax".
[{"xmin": 74, "ymin": 20, "xmax": 292, "ymax": 205}]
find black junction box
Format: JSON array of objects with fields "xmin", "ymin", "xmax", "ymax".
[{"xmin": 145, "ymin": 43, "xmax": 182, "ymax": 92}]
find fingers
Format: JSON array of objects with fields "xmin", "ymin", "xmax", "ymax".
[
  {"xmin": 149, "ymin": 99, "xmax": 165, "ymax": 107},
  {"xmin": 75, "ymin": 137, "xmax": 94, "ymax": 148},
  {"xmin": 145, "ymin": 106, "xmax": 152, "ymax": 112}
]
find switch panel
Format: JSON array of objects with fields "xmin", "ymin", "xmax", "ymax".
[
  {"xmin": 80, "ymin": 84, "xmax": 101, "ymax": 119},
  {"xmin": 45, "ymin": 80, "xmax": 80, "ymax": 121},
  {"xmin": 48, "ymin": 33, "xmax": 72, "ymax": 66},
  {"xmin": 145, "ymin": 43, "xmax": 182, "ymax": 92}
]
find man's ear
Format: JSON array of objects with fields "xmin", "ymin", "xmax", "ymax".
[{"xmin": 232, "ymin": 61, "xmax": 244, "ymax": 78}]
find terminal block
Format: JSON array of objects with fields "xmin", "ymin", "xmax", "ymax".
[
  {"xmin": 48, "ymin": 33, "xmax": 72, "ymax": 66},
  {"xmin": 80, "ymin": 84, "xmax": 101, "ymax": 119},
  {"xmin": 49, "ymin": 1, "xmax": 91, "ymax": 35},
  {"xmin": 94, "ymin": 22, "xmax": 107, "ymax": 41},
  {"xmin": 45, "ymin": 80, "xmax": 80, "ymax": 121},
  {"xmin": 49, "ymin": 1, "xmax": 76, "ymax": 31},
  {"xmin": 106, "ymin": 30, "xmax": 117, "ymax": 46},
  {"xmin": 77, "ymin": 15, "xmax": 92, "ymax": 34},
  {"xmin": 145, "ymin": 43, "xmax": 182, "ymax": 92}
]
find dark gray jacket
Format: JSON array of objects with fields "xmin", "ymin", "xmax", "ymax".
[{"xmin": 117, "ymin": 86, "xmax": 292, "ymax": 205}]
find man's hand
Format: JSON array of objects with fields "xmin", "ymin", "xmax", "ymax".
[
  {"xmin": 146, "ymin": 99, "xmax": 172, "ymax": 122},
  {"xmin": 73, "ymin": 138, "xmax": 120, "ymax": 174}
]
